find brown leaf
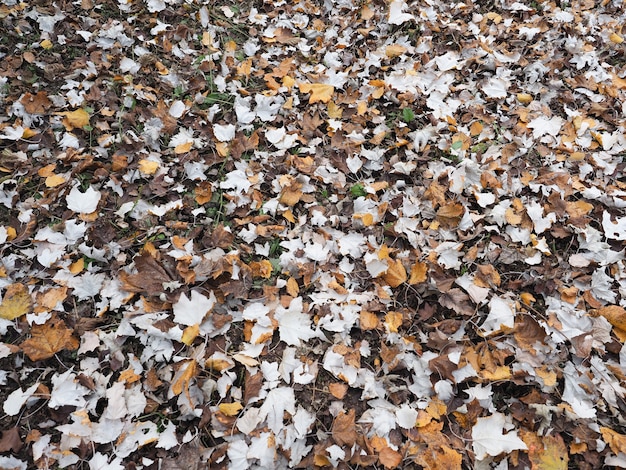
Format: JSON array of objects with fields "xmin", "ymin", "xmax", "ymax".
[
  {"xmin": 20, "ymin": 91, "xmax": 51, "ymax": 114},
  {"xmin": 378, "ymin": 446, "xmax": 402, "ymax": 469},
  {"xmin": 328, "ymin": 382, "xmax": 348, "ymax": 399},
  {"xmin": 513, "ymin": 315, "xmax": 546, "ymax": 351},
  {"xmin": 244, "ymin": 371, "xmax": 263, "ymax": 405},
  {"xmin": 436, "ymin": 202, "xmax": 465, "ymax": 227},
  {"xmin": 408, "ymin": 261, "xmax": 428, "ymax": 284},
  {"xmin": 438, "ymin": 288, "xmax": 473, "ymax": 316},
  {"xmin": 0, "ymin": 427, "xmax": 22, "ymax": 453},
  {"xmin": 119, "ymin": 253, "xmax": 176, "ymax": 297},
  {"xmin": 332, "ymin": 409, "xmax": 358, "ymax": 446},
  {"xmin": 21, "ymin": 315, "xmax": 79, "ymax": 361}
]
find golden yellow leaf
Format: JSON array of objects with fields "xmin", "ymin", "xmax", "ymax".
[
  {"xmin": 20, "ymin": 315, "xmax": 78, "ymax": 361},
  {"xmin": 286, "ymin": 277, "xmax": 299, "ymax": 297},
  {"xmin": 174, "ymin": 141, "xmax": 193, "ymax": 154},
  {"xmin": 520, "ymin": 292, "xmax": 536, "ymax": 305},
  {"xmin": 299, "ymin": 83, "xmax": 335, "ymax": 104},
  {"xmin": 219, "ymin": 402, "xmax": 243, "ymax": 416},
  {"xmin": 385, "ymin": 44, "xmax": 407, "ymax": 58},
  {"xmin": 181, "ymin": 324, "xmax": 199, "ymax": 345},
  {"xmin": 601, "ymin": 427, "xmax": 626, "ymax": 455},
  {"xmin": 118, "ymin": 368, "xmax": 142, "ymax": 384},
  {"xmin": 409, "ymin": 261, "xmax": 428, "ymax": 284},
  {"xmin": 327, "ymin": 101, "xmax": 343, "ymax": 118},
  {"xmin": 354, "ymin": 212, "xmax": 374, "ymax": 226},
  {"xmin": 0, "ymin": 283, "xmax": 32, "ymax": 320},
  {"xmin": 526, "ymin": 432, "xmax": 568, "ymax": 470},
  {"xmin": 517, "ymin": 93, "xmax": 533, "ymax": 104},
  {"xmin": 138, "ymin": 159, "xmax": 159, "ymax": 175},
  {"xmin": 45, "ymin": 174, "xmax": 66, "ymax": 188},
  {"xmin": 69, "ymin": 258, "xmax": 84, "ymax": 274},
  {"xmin": 385, "ymin": 311, "xmax": 403, "ymax": 333},
  {"xmin": 57, "ymin": 108, "xmax": 90, "ymax": 130},
  {"xmin": 40, "ymin": 39, "xmax": 53, "ymax": 49},
  {"xmin": 384, "ymin": 259, "xmax": 407, "ymax": 288},
  {"xmin": 610, "ymin": 32, "xmax": 624, "ymax": 44},
  {"xmin": 535, "ymin": 367, "xmax": 557, "ymax": 388},
  {"xmin": 171, "ymin": 359, "xmax": 197, "ymax": 397}
]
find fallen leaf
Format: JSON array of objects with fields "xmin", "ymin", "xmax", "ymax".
[
  {"xmin": 360, "ymin": 310, "xmax": 379, "ymax": 330},
  {"xmin": 526, "ymin": 432, "xmax": 568, "ymax": 470},
  {"xmin": 171, "ymin": 359, "xmax": 197, "ymax": 398},
  {"xmin": 384, "ymin": 259, "xmax": 407, "ymax": 287},
  {"xmin": 409, "ymin": 261, "xmax": 428, "ymax": 284},
  {"xmin": 601, "ymin": 427, "xmax": 626, "ymax": 455},
  {"xmin": 21, "ymin": 315, "xmax": 79, "ymax": 361},
  {"xmin": 0, "ymin": 283, "xmax": 32, "ymax": 320},
  {"xmin": 328, "ymin": 382, "xmax": 348, "ymax": 399},
  {"xmin": 57, "ymin": 108, "xmax": 90, "ymax": 130},
  {"xmin": 299, "ymin": 83, "xmax": 335, "ymax": 104},
  {"xmin": 378, "ymin": 446, "xmax": 402, "ymax": 469},
  {"xmin": 0, "ymin": 427, "xmax": 22, "ymax": 453},
  {"xmin": 219, "ymin": 402, "xmax": 243, "ymax": 416},
  {"xmin": 332, "ymin": 409, "xmax": 358, "ymax": 446}
]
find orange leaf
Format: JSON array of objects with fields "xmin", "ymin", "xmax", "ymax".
[
  {"xmin": 286, "ymin": 277, "xmax": 299, "ymax": 297},
  {"xmin": 328, "ymin": 382, "xmax": 348, "ymax": 399},
  {"xmin": 378, "ymin": 446, "xmax": 402, "ymax": 469},
  {"xmin": 195, "ymin": 181, "xmax": 213, "ymax": 205},
  {"xmin": 20, "ymin": 315, "xmax": 78, "ymax": 361},
  {"xmin": 384, "ymin": 259, "xmax": 407, "ymax": 287},
  {"xmin": 596, "ymin": 305, "xmax": 626, "ymax": 330},
  {"xmin": 0, "ymin": 283, "xmax": 32, "ymax": 320},
  {"xmin": 601, "ymin": 427, "xmax": 626, "ymax": 455},
  {"xmin": 299, "ymin": 83, "xmax": 335, "ymax": 104}
]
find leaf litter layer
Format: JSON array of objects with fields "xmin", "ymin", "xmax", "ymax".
[{"xmin": 1, "ymin": 0, "xmax": 626, "ymax": 468}]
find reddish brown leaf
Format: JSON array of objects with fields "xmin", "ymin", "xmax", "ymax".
[{"xmin": 0, "ymin": 427, "xmax": 22, "ymax": 453}]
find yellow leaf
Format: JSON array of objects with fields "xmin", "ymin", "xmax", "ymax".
[
  {"xmin": 327, "ymin": 101, "xmax": 343, "ymax": 119},
  {"xmin": 384, "ymin": 259, "xmax": 407, "ymax": 287},
  {"xmin": 596, "ymin": 305, "xmax": 626, "ymax": 330},
  {"xmin": 299, "ymin": 83, "xmax": 335, "ymax": 104},
  {"xmin": 610, "ymin": 32, "xmax": 624, "ymax": 44},
  {"xmin": 385, "ymin": 44, "xmax": 407, "ymax": 58},
  {"xmin": 57, "ymin": 109, "xmax": 90, "ymax": 130},
  {"xmin": 174, "ymin": 141, "xmax": 193, "ymax": 154},
  {"xmin": 138, "ymin": 159, "xmax": 159, "ymax": 175},
  {"xmin": 517, "ymin": 93, "xmax": 533, "ymax": 104},
  {"xmin": 219, "ymin": 402, "xmax": 243, "ymax": 416},
  {"xmin": 520, "ymin": 292, "xmax": 536, "ymax": 305},
  {"xmin": 0, "ymin": 283, "xmax": 32, "ymax": 320},
  {"xmin": 385, "ymin": 311, "xmax": 403, "ymax": 333},
  {"xmin": 69, "ymin": 258, "xmax": 84, "ymax": 275},
  {"xmin": 353, "ymin": 212, "xmax": 374, "ymax": 226},
  {"xmin": 171, "ymin": 359, "xmax": 197, "ymax": 397},
  {"xmin": 45, "ymin": 174, "xmax": 66, "ymax": 188},
  {"xmin": 181, "ymin": 324, "xmax": 199, "ymax": 345},
  {"xmin": 286, "ymin": 277, "xmax": 299, "ymax": 297},
  {"xmin": 408, "ymin": 261, "xmax": 428, "ymax": 284},
  {"xmin": 601, "ymin": 427, "xmax": 626, "ymax": 455},
  {"xmin": 40, "ymin": 39, "xmax": 53, "ymax": 49},
  {"xmin": 526, "ymin": 433, "xmax": 568, "ymax": 470}
]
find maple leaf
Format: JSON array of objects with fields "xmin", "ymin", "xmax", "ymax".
[
  {"xmin": 20, "ymin": 315, "xmax": 79, "ymax": 361},
  {"xmin": 471, "ymin": 412, "xmax": 527, "ymax": 460},
  {"xmin": 0, "ymin": 283, "xmax": 32, "ymax": 320},
  {"xmin": 65, "ymin": 185, "xmax": 101, "ymax": 214},
  {"xmin": 274, "ymin": 297, "xmax": 318, "ymax": 346}
]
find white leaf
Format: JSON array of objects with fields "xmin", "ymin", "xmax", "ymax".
[
  {"xmin": 481, "ymin": 77, "xmax": 509, "ymax": 98},
  {"xmin": 395, "ymin": 404, "xmax": 418, "ymax": 429},
  {"xmin": 66, "ymin": 186, "xmax": 101, "ymax": 214},
  {"xmin": 602, "ymin": 211, "xmax": 626, "ymax": 240},
  {"xmin": 274, "ymin": 297, "xmax": 317, "ymax": 346},
  {"xmin": 169, "ymin": 100, "xmax": 186, "ymax": 118},
  {"xmin": 213, "ymin": 123, "xmax": 236, "ymax": 142},
  {"xmin": 388, "ymin": 0, "xmax": 414, "ymax": 25},
  {"xmin": 3, "ymin": 383, "xmax": 39, "ymax": 416},
  {"xmin": 49, "ymin": 369, "xmax": 89, "ymax": 409},
  {"xmin": 527, "ymin": 116, "xmax": 564, "ymax": 138},
  {"xmin": 471, "ymin": 412, "xmax": 527, "ymax": 460},
  {"xmin": 480, "ymin": 296, "xmax": 515, "ymax": 335},
  {"xmin": 259, "ymin": 387, "xmax": 295, "ymax": 434},
  {"xmin": 173, "ymin": 290, "xmax": 216, "ymax": 326}
]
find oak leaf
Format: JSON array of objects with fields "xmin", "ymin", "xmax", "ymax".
[
  {"xmin": 0, "ymin": 283, "xmax": 32, "ymax": 320},
  {"xmin": 21, "ymin": 315, "xmax": 79, "ymax": 361}
]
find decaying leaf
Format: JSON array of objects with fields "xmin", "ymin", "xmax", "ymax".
[{"xmin": 332, "ymin": 409, "xmax": 358, "ymax": 447}]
